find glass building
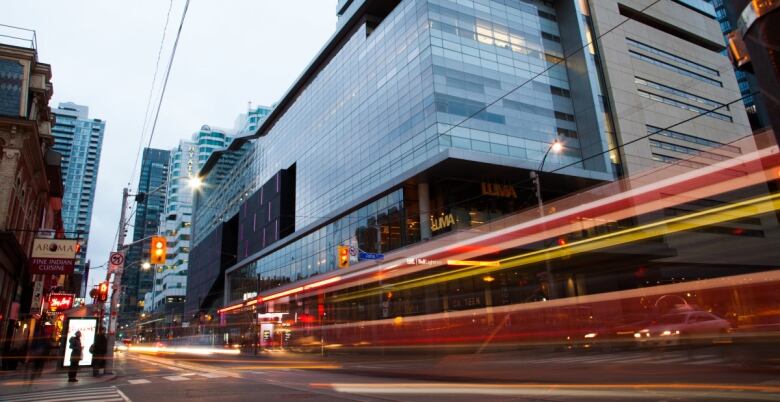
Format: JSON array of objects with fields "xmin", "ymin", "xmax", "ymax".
[
  {"xmin": 120, "ymin": 148, "xmax": 170, "ymax": 326},
  {"xmin": 139, "ymin": 126, "xmax": 233, "ymax": 337},
  {"xmin": 190, "ymin": 0, "xmax": 751, "ymax": 322},
  {"xmin": 704, "ymin": 0, "xmax": 770, "ymax": 130},
  {"xmin": 51, "ymin": 102, "xmax": 105, "ymax": 295}
]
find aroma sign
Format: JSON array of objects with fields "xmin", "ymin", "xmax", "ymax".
[
  {"xmin": 481, "ymin": 182, "xmax": 518, "ymax": 198},
  {"xmin": 29, "ymin": 238, "xmax": 78, "ymax": 274}
]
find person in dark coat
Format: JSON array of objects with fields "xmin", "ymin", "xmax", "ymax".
[
  {"xmin": 27, "ymin": 334, "xmax": 49, "ymax": 384},
  {"xmin": 91, "ymin": 327, "xmax": 108, "ymax": 377},
  {"xmin": 68, "ymin": 331, "xmax": 82, "ymax": 382}
]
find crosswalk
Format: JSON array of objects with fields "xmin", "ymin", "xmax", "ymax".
[
  {"xmin": 1, "ymin": 386, "xmax": 128, "ymax": 402},
  {"xmin": 123, "ymin": 371, "xmax": 231, "ymax": 386},
  {"xmin": 507, "ymin": 351, "xmax": 729, "ymax": 366}
]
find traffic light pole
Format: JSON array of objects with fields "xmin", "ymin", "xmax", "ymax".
[{"xmin": 104, "ymin": 187, "xmax": 130, "ymax": 374}]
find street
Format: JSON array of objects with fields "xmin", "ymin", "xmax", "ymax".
[{"xmin": 2, "ymin": 347, "xmax": 779, "ymax": 401}]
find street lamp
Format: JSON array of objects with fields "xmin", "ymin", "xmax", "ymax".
[
  {"xmin": 187, "ymin": 175, "xmax": 203, "ymax": 190},
  {"xmin": 529, "ymin": 139, "xmax": 563, "ymax": 299},
  {"xmin": 141, "ymin": 261, "xmax": 151, "ymax": 270}
]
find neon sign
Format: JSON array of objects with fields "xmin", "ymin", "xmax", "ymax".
[{"xmin": 48, "ymin": 293, "xmax": 74, "ymax": 312}]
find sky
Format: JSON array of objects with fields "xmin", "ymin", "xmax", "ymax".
[{"xmin": 4, "ymin": 1, "xmax": 338, "ymax": 291}]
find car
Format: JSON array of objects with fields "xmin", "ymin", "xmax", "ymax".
[{"xmin": 634, "ymin": 311, "xmax": 731, "ymax": 347}]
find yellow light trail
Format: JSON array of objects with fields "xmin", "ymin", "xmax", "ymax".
[{"xmin": 332, "ymin": 193, "xmax": 780, "ymax": 303}]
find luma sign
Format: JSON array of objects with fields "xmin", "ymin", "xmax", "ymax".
[
  {"xmin": 430, "ymin": 213, "xmax": 456, "ymax": 232},
  {"xmin": 481, "ymin": 182, "xmax": 518, "ymax": 198}
]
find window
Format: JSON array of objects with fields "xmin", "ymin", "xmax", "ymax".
[
  {"xmin": 629, "ymin": 51, "xmax": 722, "ymax": 87},
  {"xmin": 637, "ymin": 90, "xmax": 732, "ymax": 122},
  {"xmin": 649, "ymin": 139, "xmax": 730, "ymax": 161},
  {"xmin": 550, "ymin": 86, "xmax": 571, "ymax": 98},
  {"xmin": 627, "ymin": 39, "xmax": 719, "ymax": 77},
  {"xmin": 634, "ymin": 77, "xmax": 728, "ymax": 110},
  {"xmin": 647, "ymin": 125, "xmax": 740, "ymax": 153},
  {"xmin": 541, "ymin": 32, "xmax": 561, "ymax": 43}
]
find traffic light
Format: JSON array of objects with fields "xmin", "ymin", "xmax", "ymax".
[
  {"xmin": 150, "ymin": 236, "xmax": 167, "ymax": 265},
  {"xmin": 337, "ymin": 245, "xmax": 349, "ymax": 268},
  {"xmin": 98, "ymin": 281, "xmax": 109, "ymax": 302}
]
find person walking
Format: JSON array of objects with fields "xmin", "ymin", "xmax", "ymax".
[
  {"xmin": 67, "ymin": 331, "xmax": 82, "ymax": 382},
  {"xmin": 91, "ymin": 327, "xmax": 108, "ymax": 377},
  {"xmin": 27, "ymin": 333, "xmax": 49, "ymax": 385}
]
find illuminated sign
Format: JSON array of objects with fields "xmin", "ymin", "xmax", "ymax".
[
  {"xmin": 62, "ymin": 317, "xmax": 97, "ymax": 367},
  {"xmin": 30, "ymin": 238, "xmax": 78, "ymax": 274},
  {"xmin": 406, "ymin": 258, "xmax": 442, "ymax": 266},
  {"xmin": 430, "ymin": 213, "xmax": 456, "ymax": 232},
  {"xmin": 31, "ymin": 238, "xmax": 79, "ymax": 258},
  {"xmin": 48, "ymin": 294, "xmax": 74, "ymax": 312},
  {"xmin": 481, "ymin": 182, "xmax": 518, "ymax": 198},
  {"xmin": 243, "ymin": 292, "xmax": 258, "ymax": 301}
]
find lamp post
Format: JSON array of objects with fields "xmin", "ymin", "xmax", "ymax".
[
  {"xmin": 104, "ymin": 175, "xmax": 202, "ymax": 372},
  {"xmin": 529, "ymin": 140, "xmax": 563, "ymax": 299}
]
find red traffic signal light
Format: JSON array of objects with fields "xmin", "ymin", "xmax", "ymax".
[
  {"xmin": 98, "ymin": 281, "xmax": 109, "ymax": 302},
  {"xmin": 338, "ymin": 246, "xmax": 349, "ymax": 268},
  {"xmin": 150, "ymin": 236, "xmax": 167, "ymax": 265}
]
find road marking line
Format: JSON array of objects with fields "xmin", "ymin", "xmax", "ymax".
[
  {"xmin": 163, "ymin": 375, "xmax": 191, "ymax": 381},
  {"xmin": 2, "ymin": 386, "xmax": 128, "ymax": 402},
  {"xmin": 687, "ymin": 358, "xmax": 724, "ymax": 365},
  {"xmin": 116, "ymin": 386, "xmax": 132, "ymax": 402},
  {"xmin": 198, "ymin": 372, "xmax": 228, "ymax": 378},
  {"xmin": 128, "ymin": 379, "xmax": 151, "ymax": 384}
]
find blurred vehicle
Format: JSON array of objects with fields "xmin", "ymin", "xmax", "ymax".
[
  {"xmin": 577, "ymin": 319, "xmax": 654, "ymax": 350},
  {"xmin": 635, "ymin": 311, "xmax": 731, "ymax": 347}
]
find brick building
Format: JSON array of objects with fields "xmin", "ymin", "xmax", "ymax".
[{"xmin": 0, "ymin": 30, "xmax": 60, "ymax": 367}]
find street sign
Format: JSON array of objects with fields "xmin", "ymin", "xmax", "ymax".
[
  {"xmin": 30, "ymin": 280, "xmax": 44, "ymax": 312},
  {"xmin": 109, "ymin": 252, "xmax": 124, "ymax": 266},
  {"xmin": 108, "ymin": 251, "xmax": 125, "ymax": 273},
  {"xmin": 358, "ymin": 251, "xmax": 384, "ymax": 261}
]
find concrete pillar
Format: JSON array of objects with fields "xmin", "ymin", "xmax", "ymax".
[{"xmin": 418, "ymin": 182, "xmax": 432, "ymax": 240}]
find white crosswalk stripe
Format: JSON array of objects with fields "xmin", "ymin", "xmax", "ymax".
[
  {"xmin": 163, "ymin": 375, "xmax": 190, "ymax": 381},
  {"xmin": 197, "ymin": 372, "xmax": 229, "ymax": 378},
  {"xmin": 1, "ymin": 386, "xmax": 128, "ymax": 402},
  {"xmin": 127, "ymin": 379, "xmax": 151, "ymax": 384}
]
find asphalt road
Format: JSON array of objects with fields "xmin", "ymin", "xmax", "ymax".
[{"xmin": 2, "ymin": 346, "xmax": 780, "ymax": 401}]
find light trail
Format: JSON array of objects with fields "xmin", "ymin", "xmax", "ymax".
[
  {"xmin": 126, "ymin": 345, "xmax": 240, "ymax": 356},
  {"xmin": 332, "ymin": 192, "xmax": 780, "ymax": 302},
  {"xmin": 312, "ymin": 382, "xmax": 780, "ymax": 400},
  {"xmin": 217, "ymin": 140, "xmax": 779, "ymax": 313}
]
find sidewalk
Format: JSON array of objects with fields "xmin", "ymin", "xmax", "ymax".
[{"xmin": 0, "ymin": 359, "xmax": 118, "ymax": 397}]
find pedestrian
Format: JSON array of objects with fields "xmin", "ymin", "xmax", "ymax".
[
  {"xmin": 68, "ymin": 330, "xmax": 82, "ymax": 382},
  {"xmin": 91, "ymin": 327, "xmax": 108, "ymax": 377},
  {"xmin": 27, "ymin": 333, "xmax": 49, "ymax": 385}
]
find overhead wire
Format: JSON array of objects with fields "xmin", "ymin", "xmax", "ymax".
[
  {"xmin": 128, "ymin": 0, "xmax": 175, "ymax": 189},
  {"xmin": 98, "ymin": 0, "xmax": 190, "ymax": 274}
]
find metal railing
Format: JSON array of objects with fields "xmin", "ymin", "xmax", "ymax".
[{"xmin": 0, "ymin": 23, "xmax": 37, "ymax": 50}]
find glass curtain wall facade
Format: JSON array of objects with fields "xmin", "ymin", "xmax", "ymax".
[
  {"xmin": 144, "ymin": 125, "xmax": 231, "ymax": 319},
  {"xmin": 120, "ymin": 148, "xmax": 170, "ymax": 325},
  {"xmin": 207, "ymin": 0, "xmax": 619, "ymax": 309},
  {"xmin": 704, "ymin": 0, "xmax": 769, "ymax": 129},
  {"xmin": 51, "ymin": 102, "xmax": 105, "ymax": 291}
]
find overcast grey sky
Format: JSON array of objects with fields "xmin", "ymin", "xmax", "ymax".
[{"xmin": 4, "ymin": 1, "xmax": 337, "ymax": 291}]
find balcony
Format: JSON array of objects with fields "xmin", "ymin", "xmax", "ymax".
[{"xmin": 0, "ymin": 24, "xmax": 37, "ymax": 50}]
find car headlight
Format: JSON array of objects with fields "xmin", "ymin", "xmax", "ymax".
[{"xmin": 584, "ymin": 333, "xmax": 597, "ymax": 339}]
